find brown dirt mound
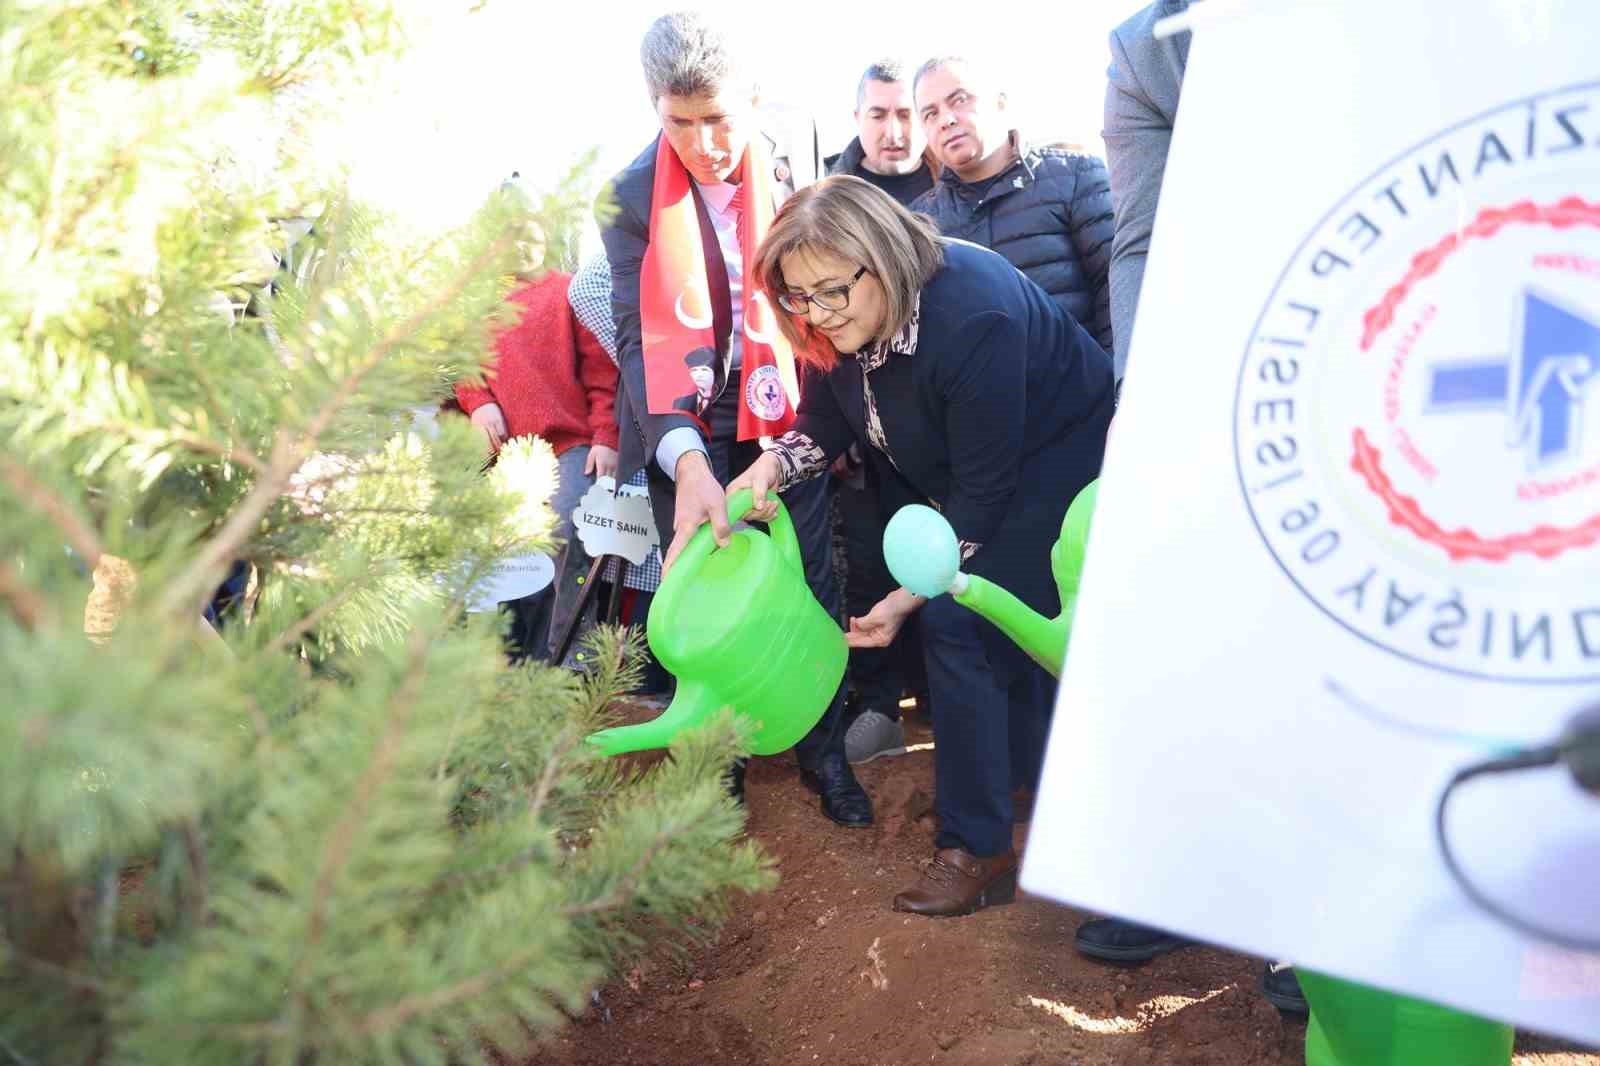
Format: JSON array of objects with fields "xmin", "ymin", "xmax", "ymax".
[{"xmin": 538, "ymin": 708, "xmax": 1598, "ymax": 1066}]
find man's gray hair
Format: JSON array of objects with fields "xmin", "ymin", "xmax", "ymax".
[
  {"xmin": 912, "ymin": 55, "xmax": 1000, "ymax": 99},
  {"xmin": 640, "ymin": 11, "xmax": 752, "ymax": 104},
  {"xmin": 855, "ymin": 59, "xmax": 906, "ymax": 111}
]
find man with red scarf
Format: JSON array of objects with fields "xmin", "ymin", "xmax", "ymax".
[{"xmin": 598, "ymin": 10, "xmax": 872, "ymax": 827}]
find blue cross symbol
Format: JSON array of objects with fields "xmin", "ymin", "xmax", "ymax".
[{"xmin": 1425, "ymin": 290, "xmax": 1600, "ymax": 469}]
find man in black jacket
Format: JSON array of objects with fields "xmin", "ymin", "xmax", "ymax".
[
  {"xmin": 597, "ymin": 10, "xmax": 872, "ymax": 827},
  {"xmin": 824, "ymin": 59, "xmax": 938, "ymax": 764},
  {"xmin": 911, "ymin": 56, "xmax": 1115, "ymax": 358},
  {"xmin": 824, "ymin": 59, "xmax": 937, "ymax": 208}
]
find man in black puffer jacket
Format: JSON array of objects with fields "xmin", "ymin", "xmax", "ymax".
[
  {"xmin": 911, "ymin": 56, "xmax": 1115, "ymax": 358},
  {"xmin": 825, "ymin": 59, "xmax": 939, "ymax": 209}
]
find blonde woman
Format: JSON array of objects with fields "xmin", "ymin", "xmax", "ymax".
[{"xmin": 727, "ymin": 176, "xmax": 1113, "ymax": 916}]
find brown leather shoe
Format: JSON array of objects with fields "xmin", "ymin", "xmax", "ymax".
[{"xmin": 892, "ymin": 847, "xmax": 1019, "ymax": 917}]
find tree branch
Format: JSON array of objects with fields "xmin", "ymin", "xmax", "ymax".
[
  {"xmin": 173, "ymin": 434, "xmax": 267, "ymax": 475},
  {"xmin": 0, "ymin": 560, "xmax": 51, "ymax": 631},
  {"xmin": 176, "ymin": 812, "xmax": 690, "ymax": 1047},
  {"xmin": 0, "ymin": 456, "xmax": 102, "ymax": 566},
  {"xmin": 260, "ymin": 576, "xmax": 365, "ymax": 656},
  {"xmin": 527, "ymin": 726, "xmax": 581, "ymax": 828},
  {"xmin": 350, "ymin": 827, "xmax": 684, "ymax": 1037},
  {"xmin": 427, "ymin": 724, "xmax": 577, "ymax": 895},
  {"xmin": 426, "ymin": 842, "xmax": 548, "ymax": 897},
  {"xmin": 32, "ymin": 90, "xmax": 231, "ymax": 285},
  {"xmin": 560, "ymin": 826, "xmax": 681, "ymax": 920},
  {"xmin": 157, "ymin": 232, "xmax": 515, "ymax": 621},
  {"xmin": 179, "ymin": 820, "xmax": 208, "ymax": 928},
  {"xmin": 94, "ymin": 422, "xmax": 268, "ymax": 476},
  {"xmin": 181, "ymin": 352, "xmax": 231, "ymax": 422},
  {"xmin": 287, "ymin": 627, "xmax": 430, "ymax": 1003},
  {"xmin": 1, "ymin": 946, "xmax": 107, "ymax": 993},
  {"xmin": 345, "ymin": 947, "xmax": 546, "ymax": 1037},
  {"xmin": 244, "ymin": 695, "xmax": 273, "ymax": 754},
  {"xmin": 0, "ymin": 1033, "xmax": 38, "ymax": 1066}
]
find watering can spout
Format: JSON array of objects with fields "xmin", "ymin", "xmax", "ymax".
[
  {"xmin": 586, "ymin": 679, "xmax": 723, "ymax": 756},
  {"xmin": 882, "ymin": 481, "xmax": 1099, "ymax": 680},
  {"xmin": 952, "ymin": 575, "xmax": 1070, "ymax": 676}
]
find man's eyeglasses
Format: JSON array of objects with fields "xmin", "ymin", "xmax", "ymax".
[{"xmin": 776, "ymin": 266, "xmax": 869, "ymax": 315}]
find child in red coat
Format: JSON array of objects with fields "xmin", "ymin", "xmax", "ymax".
[{"xmin": 455, "ymin": 216, "xmax": 620, "ymax": 660}]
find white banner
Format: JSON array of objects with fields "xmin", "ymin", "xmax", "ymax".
[{"xmin": 1021, "ymin": 0, "xmax": 1600, "ymax": 1045}]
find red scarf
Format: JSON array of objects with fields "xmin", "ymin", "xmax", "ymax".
[{"xmin": 639, "ymin": 135, "xmax": 798, "ymax": 440}]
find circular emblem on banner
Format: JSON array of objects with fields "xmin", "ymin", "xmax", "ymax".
[
  {"xmin": 1233, "ymin": 82, "xmax": 1600, "ymax": 686},
  {"xmin": 745, "ymin": 364, "xmax": 788, "ymax": 422}
]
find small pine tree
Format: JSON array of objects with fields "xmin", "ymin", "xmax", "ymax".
[{"xmin": 0, "ymin": 4, "xmax": 772, "ymax": 1064}]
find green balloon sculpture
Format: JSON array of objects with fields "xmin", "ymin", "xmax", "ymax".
[
  {"xmin": 585, "ymin": 490, "xmax": 847, "ymax": 757},
  {"xmin": 882, "ymin": 478, "xmax": 1514, "ymax": 1066}
]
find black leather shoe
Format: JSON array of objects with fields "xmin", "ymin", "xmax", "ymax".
[
  {"xmin": 726, "ymin": 758, "xmax": 747, "ymax": 807},
  {"xmin": 1260, "ymin": 961, "xmax": 1308, "ymax": 1017},
  {"xmin": 1073, "ymin": 918, "xmax": 1191, "ymax": 963},
  {"xmin": 799, "ymin": 754, "xmax": 873, "ymax": 827}
]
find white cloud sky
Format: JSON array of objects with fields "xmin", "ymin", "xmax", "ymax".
[{"xmin": 346, "ymin": 0, "xmax": 1149, "ymax": 241}]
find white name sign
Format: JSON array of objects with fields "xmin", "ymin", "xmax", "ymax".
[
  {"xmin": 463, "ymin": 552, "xmax": 555, "ymax": 614},
  {"xmin": 572, "ymin": 476, "xmax": 659, "ymax": 565}
]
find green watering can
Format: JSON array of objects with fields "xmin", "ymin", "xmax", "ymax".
[
  {"xmin": 1298, "ymin": 970, "xmax": 1512, "ymax": 1066},
  {"xmin": 881, "ymin": 480, "xmax": 1099, "ymax": 676},
  {"xmin": 585, "ymin": 489, "xmax": 846, "ymax": 757},
  {"xmin": 885, "ymin": 480, "xmax": 1513, "ymax": 1066}
]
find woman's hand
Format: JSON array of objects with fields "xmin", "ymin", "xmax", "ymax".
[
  {"xmin": 469, "ymin": 403, "xmax": 507, "ymax": 451},
  {"xmin": 724, "ymin": 451, "xmax": 784, "ymax": 523},
  {"xmin": 845, "ymin": 588, "xmax": 924, "ymax": 648},
  {"xmin": 585, "ymin": 444, "xmax": 618, "ymax": 480}
]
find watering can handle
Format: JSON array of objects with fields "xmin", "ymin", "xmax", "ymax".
[
  {"xmin": 723, "ymin": 488, "xmax": 804, "ymax": 577},
  {"xmin": 663, "ymin": 489, "xmax": 805, "ymax": 586}
]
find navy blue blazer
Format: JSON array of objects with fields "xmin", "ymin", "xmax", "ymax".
[{"xmin": 794, "ymin": 240, "xmax": 1114, "ymax": 673}]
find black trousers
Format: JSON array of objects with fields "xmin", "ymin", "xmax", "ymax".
[
  {"xmin": 921, "ymin": 593, "xmax": 1055, "ymax": 858},
  {"xmin": 835, "ymin": 474, "xmax": 918, "ymax": 717},
  {"xmin": 642, "ymin": 386, "xmax": 847, "ymax": 770}
]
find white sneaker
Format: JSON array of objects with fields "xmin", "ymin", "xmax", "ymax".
[{"xmin": 844, "ymin": 710, "xmax": 907, "ymax": 764}]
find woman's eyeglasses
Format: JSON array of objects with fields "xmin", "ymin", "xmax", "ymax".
[{"xmin": 776, "ymin": 266, "xmax": 869, "ymax": 314}]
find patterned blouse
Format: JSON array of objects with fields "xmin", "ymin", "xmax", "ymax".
[{"xmin": 765, "ymin": 296, "xmax": 981, "ymax": 563}]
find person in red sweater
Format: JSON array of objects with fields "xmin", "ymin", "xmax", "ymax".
[{"xmin": 455, "ymin": 213, "xmax": 620, "ymax": 660}]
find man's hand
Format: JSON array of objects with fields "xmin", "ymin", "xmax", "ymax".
[
  {"xmin": 724, "ymin": 452, "xmax": 784, "ymax": 524},
  {"xmin": 845, "ymin": 588, "xmax": 923, "ymax": 649},
  {"xmin": 586, "ymin": 444, "xmax": 618, "ymax": 480},
  {"xmin": 662, "ymin": 450, "xmax": 730, "ymax": 577},
  {"xmin": 469, "ymin": 403, "xmax": 508, "ymax": 451}
]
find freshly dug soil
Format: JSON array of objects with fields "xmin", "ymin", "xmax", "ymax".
[{"xmin": 537, "ymin": 707, "xmax": 1598, "ymax": 1066}]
